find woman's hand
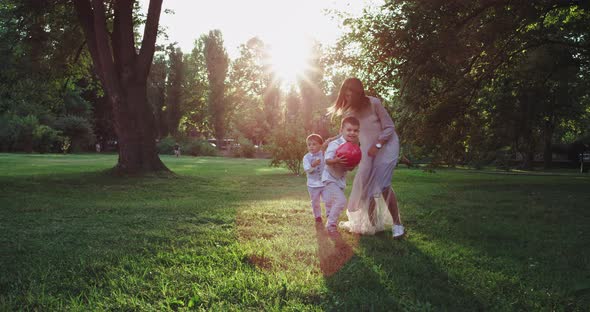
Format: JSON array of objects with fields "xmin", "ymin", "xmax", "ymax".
[{"xmin": 368, "ymin": 144, "xmax": 379, "ymax": 157}]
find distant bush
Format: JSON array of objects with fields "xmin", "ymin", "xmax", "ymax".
[
  {"xmin": 18, "ymin": 115, "xmax": 40, "ymax": 152},
  {"xmin": 494, "ymin": 146, "xmax": 512, "ymax": 171},
  {"xmin": 232, "ymin": 137, "xmax": 256, "ymax": 158},
  {"xmin": 0, "ymin": 114, "xmax": 62, "ymax": 153},
  {"xmin": 0, "ymin": 114, "xmax": 21, "ymax": 151},
  {"xmin": 157, "ymin": 136, "xmax": 217, "ymax": 156},
  {"xmin": 157, "ymin": 136, "xmax": 177, "ymax": 155},
  {"xmin": 465, "ymin": 150, "xmax": 496, "ymax": 170},
  {"xmin": 268, "ymin": 122, "xmax": 307, "ymax": 175},
  {"xmin": 184, "ymin": 139, "xmax": 217, "ymax": 156},
  {"xmin": 33, "ymin": 125, "xmax": 62, "ymax": 153},
  {"xmin": 63, "ymin": 89, "xmax": 93, "ymax": 118},
  {"xmin": 463, "ymin": 146, "xmax": 513, "ymax": 171},
  {"xmin": 54, "ymin": 115, "xmax": 95, "ymax": 152}
]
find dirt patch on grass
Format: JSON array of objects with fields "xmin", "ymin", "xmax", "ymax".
[{"xmin": 246, "ymin": 254, "xmax": 273, "ymax": 270}]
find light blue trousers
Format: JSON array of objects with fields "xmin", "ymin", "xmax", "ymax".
[
  {"xmin": 323, "ymin": 182, "xmax": 346, "ymax": 231},
  {"xmin": 307, "ymin": 186, "xmax": 325, "ymax": 218}
]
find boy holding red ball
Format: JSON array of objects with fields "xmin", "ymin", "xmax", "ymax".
[{"xmin": 321, "ymin": 116, "xmax": 361, "ymax": 233}]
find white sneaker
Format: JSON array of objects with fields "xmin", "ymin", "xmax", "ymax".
[{"xmin": 393, "ymin": 224, "xmax": 405, "ymax": 239}]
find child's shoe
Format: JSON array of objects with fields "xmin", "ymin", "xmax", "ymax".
[
  {"xmin": 315, "ymin": 217, "xmax": 322, "ymax": 223},
  {"xmin": 392, "ymin": 224, "xmax": 405, "ymax": 239}
]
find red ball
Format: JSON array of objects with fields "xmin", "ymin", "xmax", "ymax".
[{"xmin": 335, "ymin": 141, "xmax": 362, "ymax": 168}]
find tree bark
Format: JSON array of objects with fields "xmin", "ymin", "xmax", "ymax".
[
  {"xmin": 519, "ymin": 93, "xmax": 534, "ymax": 170},
  {"xmin": 543, "ymin": 119, "xmax": 554, "ymax": 169},
  {"xmin": 73, "ymin": 0, "xmax": 168, "ymax": 174},
  {"xmin": 113, "ymin": 81, "xmax": 167, "ymax": 172}
]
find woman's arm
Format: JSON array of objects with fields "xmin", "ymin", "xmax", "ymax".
[
  {"xmin": 374, "ymin": 98, "xmax": 395, "ymax": 143},
  {"xmin": 367, "ymin": 98, "xmax": 396, "ymax": 157}
]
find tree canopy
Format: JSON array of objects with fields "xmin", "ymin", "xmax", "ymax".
[
  {"xmin": 1, "ymin": 0, "xmax": 588, "ymax": 172},
  {"xmin": 332, "ymin": 0, "xmax": 589, "ymax": 167}
]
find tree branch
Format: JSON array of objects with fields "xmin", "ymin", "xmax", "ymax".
[
  {"xmin": 137, "ymin": 0, "xmax": 163, "ymax": 78},
  {"xmin": 113, "ymin": 0, "xmax": 136, "ymax": 75},
  {"xmin": 544, "ymin": 38, "xmax": 590, "ymax": 51},
  {"xmin": 454, "ymin": 0, "xmax": 505, "ymax": 32},
  {"xmin": 61, "ymin": 39, "xmax": 88, "ymax": 95},
  {"xmin": 73, "ymin": 0, "xmax": 103, "ymax": 82},
  {"xmin": 89, "ymin": 0, "xmax": 119, "ymax": 98}
]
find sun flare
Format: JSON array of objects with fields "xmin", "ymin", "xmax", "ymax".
[{"xmin": 266, "ymin": 36, "xmax": 313, "ymax": 88}]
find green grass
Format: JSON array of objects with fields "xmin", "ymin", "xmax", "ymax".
[{"xmin": 0, "ymin": 153, "xmax": 589, "ymax": 311}]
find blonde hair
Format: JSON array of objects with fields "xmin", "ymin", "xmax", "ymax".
[{"xmin": 306, "ymin": 133, "xmax": 323, "ymax": 145}]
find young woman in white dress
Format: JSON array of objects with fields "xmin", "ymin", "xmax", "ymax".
[{"xmin": 327, "ymin": 77, "xmax": 405, "ymax": 238}]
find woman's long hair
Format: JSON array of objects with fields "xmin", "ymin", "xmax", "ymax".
[{"xmin": 327, "ymin": 77, "xmax": 371, "ymax": 117}]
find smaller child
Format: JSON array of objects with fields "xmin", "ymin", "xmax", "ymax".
[
  {"xmin": 322, "ymin": 116, "xmax": 360, "ymax": 232},
  {"xmin": 173, "ymin": 143, "xmax": 181, "ymax": 157},
  {"xmin": 303, "ymin": 134, "xmax": 325, "ymax": 223}
]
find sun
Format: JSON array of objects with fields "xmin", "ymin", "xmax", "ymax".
[{"xmin": 266, "ymin": 35, "xmax": 313, "ymax": 88}]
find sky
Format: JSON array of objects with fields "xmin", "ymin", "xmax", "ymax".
[{"xmin": 139, "ymin": 0, "xmax": 377, "ymax": 59}]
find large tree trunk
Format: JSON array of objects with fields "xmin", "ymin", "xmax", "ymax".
[
  {"xmin": 543, "ymin": 120, "xmax": 554, "ymax": 169},
  {"xmin": 114, "ymin": 81, "xmax": 167, "ymax": 173},
  {"xmin": 518, "ymin": 92, "xmax": 535, "ymax": 170},
  {"xmin": 74, "ymin": 0, "xmax": 168, "ymax": 174},
  {"xmin": 522, "ymin": 149, "xmax": 534, "ymax": 170},
  {"xmin": 520, "ymin": 130, "xmax": 535, "ymax": 170}
]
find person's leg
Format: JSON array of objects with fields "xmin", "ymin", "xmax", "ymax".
[
  {"xmin": 368, "ymin": 196, "xmax": 376, "ymax": 226},
  {"xmin": 308, "ymin": 187, "xmax": 322, "ymax": 219},
  {"xmin": 322, "ymin": 183, "xmax": 334, "ymax": 220},
  {"xmin": 319, "ymin": 187, "xmax": 327, "ymax": 219},
  {"xmin": 383, "ymin": 186, "xmax": 405, "ymax": 238},
  {"xmin": 382, "ymin": 187, "xmax": 401, "ymax": 225},
  {"xmin": 325, "ymin": 183, "xmax": 346, "ymax": 231},
  {"xmin": 323, "ymin": 183, "xmax": 334, "ymax": 227}
]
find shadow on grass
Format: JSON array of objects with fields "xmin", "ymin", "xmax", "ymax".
[
  {"xmin": 395, "ymin": 174, "xmax": 589, "ymax": 309},
  {"xmin": 312, "ymin": 171, "xmax": 590, "ymax": 310},
  {"xmin": 0, "ymin": 170, "xmax": 243, "ymax": 309},
  {"xmin": 422, "ymin": 181, "xmax": 589, "ymax": 309},
  {"xmin": 315, "ymin": 226, "xmax": 483, "ymax": 311},
  {"xmin": 314, "ymin": 224, "xmax": 355, "ymax": 278}
]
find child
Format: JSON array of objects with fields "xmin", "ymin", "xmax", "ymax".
[
  {"xmin": 303, "ymin": 134, "xmax": 326, "ymax": 223},
  {"xmin": 173, "ymin": 143, "xmax": 181, "ymax": 157},
  {"xmin": 322, "ymin": 116, "xmax": 360, "ymax": 232}
]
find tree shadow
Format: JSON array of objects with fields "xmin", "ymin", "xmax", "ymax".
[
  {"xmin": 0, "ymin": 170, "xmax": 240, "ymax": 309},
  {"xmin": 362, "ymin": 234, "xmax": 489, "ymax": 311},
  {"xmin": 404, "ymin": 178, "xmax": 590, "ymax": 309}
]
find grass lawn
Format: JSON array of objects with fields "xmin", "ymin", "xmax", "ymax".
[{"xmin": 1, "ymin": 153, "xmax": 589, "ymax": 311}]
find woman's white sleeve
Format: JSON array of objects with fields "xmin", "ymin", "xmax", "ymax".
[{"xmin": 375, "ymin": 100, "xmax": 395, "ymax": 142}]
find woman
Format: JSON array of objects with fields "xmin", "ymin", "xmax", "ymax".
[{"xmin": 327, "ymin": 78, "xmax": 405, "ymax": 238}]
